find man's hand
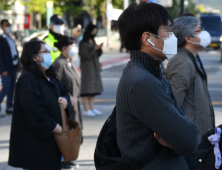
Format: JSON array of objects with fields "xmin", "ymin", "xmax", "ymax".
[
  {"xmin": 53, "ymin": 124, "xmax": 62, "ymax": 133},
  {"xmin": 154, "ymin": 132, "xmax": 172, "ymax": 149},
  {"xmin": 2, "ymin": 71, "xmax": 8, "ymax": 77},
  {"xmin": 58, "ymin": 97, "xmax": 68, "ymax": 109}
]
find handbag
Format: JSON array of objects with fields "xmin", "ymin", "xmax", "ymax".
[{"xmin": 53, "ymin": 105, "xmax": 81, "ymax": 162}]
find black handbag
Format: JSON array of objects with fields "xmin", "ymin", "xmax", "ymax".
[{"xmin": 196, "ymin": 125, "xmax": 222, "ymax": 170}]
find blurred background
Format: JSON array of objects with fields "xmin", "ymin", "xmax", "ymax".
[{"xmin": 0, "ymin": 0, "xmax": 222, "ymax": 59}]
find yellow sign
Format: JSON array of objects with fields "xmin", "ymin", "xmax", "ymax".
[{"xmin": 209, "ymin": 43, "xmax": 218, "ymax": 47}]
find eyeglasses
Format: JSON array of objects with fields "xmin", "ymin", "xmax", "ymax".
[
  {"xmin": 195, "ymin": 27, "xmax": 204, "ymax": 33},
  {"xmin": 38, "ymin": 50, "xmax": 50, "ymax": 54}
]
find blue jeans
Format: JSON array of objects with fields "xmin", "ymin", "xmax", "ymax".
[{"xmin": 0, "ymin": 73, "xmax": 16, "ymax": 111}]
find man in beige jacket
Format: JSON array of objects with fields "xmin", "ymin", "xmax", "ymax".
[{"xmin": 165, "ymin": 16, "xmax": 215, "ymax": 170}]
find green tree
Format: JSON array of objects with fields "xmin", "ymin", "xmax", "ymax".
[
  {"xmin": 0, "ymin": 0, "xmax": 16, "ymax": 10},
  {"xmin": 22, "ymin": 0, "xmax": 53, "ymax": 18},
  {"xmin": 184, "ymin": 0, "xmax": 199, "ymax": 15},
  {"xmin": 54, "ymin": 0, "xmax": 83, "ymax": 18},
  {"xmin": 112, "ymin": 0, "xmax": 123, "ymax": 9},
  {"xmin": 166, "ymin": 0, "xmax": 180, "ymax": 19}
]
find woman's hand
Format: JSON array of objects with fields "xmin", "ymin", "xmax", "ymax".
[
  {"xmin": 95, "ymin": 43, "xmax": 104, "ymax": 50},
  {"xmin": 58, "ymin": 97, "xmax": 68, "ymax": 109},
  {"xmin": 154, "ymin": 132, "xmax": 172, "ymax": 149},
  {"xmin": 53, "ymin": 124, "xmax": 62, "ymax": 133},
  {"xmin": 70, "ymin": 96, "xmax": 77, "ymax": 106}
]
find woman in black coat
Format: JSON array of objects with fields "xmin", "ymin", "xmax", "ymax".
[{"xmin": 8, "ymin": 40, "xmax": 71, "ymax": 170}]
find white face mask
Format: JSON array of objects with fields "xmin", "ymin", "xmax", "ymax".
[
  {"xmin": 68, "ymin": 47, "xmax": 78, "ymax": 58},
  {"xmin": 53, "ymin": 25, "xmax": 65, "ymax": 35},
  {"xmin": 147, "ymin": 32, "xmax": 178, "ymax": 60},
  {"xmin": 5, "ymin": 26, "xmax": 12, "ymax": 34},
  {"xmin": 191, "ymin": 30, "xmax": 211, "ymax": 48}
]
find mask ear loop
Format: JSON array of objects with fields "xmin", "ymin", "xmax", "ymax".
[{"xmin": 147, "ymin": 38, "xmax": 163, "ymax": 53}]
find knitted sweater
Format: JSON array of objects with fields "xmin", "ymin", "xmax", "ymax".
[{"xmin": 116, "ymin": 51, "xmax": 199, "ymax": 170}]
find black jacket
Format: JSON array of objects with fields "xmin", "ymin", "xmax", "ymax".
[
  {"xmin": 0, "ymin": 34, "xmax": 19, "ymax": 74},
  {"xmin": 8, "ymin": 70, "xmax": 71, "ymax": 170}
]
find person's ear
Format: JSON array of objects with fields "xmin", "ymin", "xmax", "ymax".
[
  {"xmin": 142, "ymin": 32, "xmax": 152, "ymax": 47},
  {"xmin": 185, "ymin": 36, "xmax": 192, "ymax": 44},
  {"xmin": 62, "ymin": 46, "xmax": 67, "ymax": 51},
  {"xmin": 33, "ymin": 54, "xmax": 38, "ymax": 62}
]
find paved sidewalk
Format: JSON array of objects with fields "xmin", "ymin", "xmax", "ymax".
[
  {"xmin": 1, "ymin": 102, "xmax": 222, "ymax": 170},
  {"xmin": 0, "ymin": 103, "xmax": 114, "ymax": 170}
]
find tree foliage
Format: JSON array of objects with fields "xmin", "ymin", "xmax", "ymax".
[
  {"xmin": 166, "ymin": 0, "xmax": 199, "ymax": 19},
  {"xmin": 22, "ymin": 0, "xmax": 53, "ymax": 18},
  {"xmin": 0, "ymin": 0, "xmax": 16, "ymax": 10}
]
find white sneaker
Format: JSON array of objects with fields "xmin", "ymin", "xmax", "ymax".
[
  {"xmin": 92, "ymin": 109, "xmax": 102, "ymax": 115},
  {"xmin": 0, "ymin": 110, "xmax": 6, "ymax": 117},
  {"xmin": 83, "ymin": 110, "xmax": 95, "ymax": 116}
]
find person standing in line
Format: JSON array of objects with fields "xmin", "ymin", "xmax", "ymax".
[
  {"xmin": 72, "ymin": 24, "xmax": 82, "ymax": 46},
  {"xmin": 44, "ymin": 14, "xmax": 65, "ymax": 63},
  {"xmin": 53, "ymin": 36, "xmax": 83, "ymax": 170},
  {"xmin": 165, "ymin": 16, "xmax": 215, "ymax": 170},
  {"xmin": 0, "ymin": 19, "xmax": 19, "ymax": 117},
  {"xmin": 8, "ymin": 40, "xmax": 72, "ymax": 170},
  {"xmin": 115, "ymin": 2, "xmax": 199, "ymax": 170},
  {"xmin": 79, "ymin": 23, "xmax": 103, "ymax": 116}
]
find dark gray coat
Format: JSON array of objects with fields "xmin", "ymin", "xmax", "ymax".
[
  {"xmin": 165, "ymin": 48, "xmax": 215, "ymax": 142},
  {"xmin": 53, "ymin": 54, "xmax": 83, "ymax": 129},
  {"xmin": 116, "ymin": 51, "xmax": 198, "ymax": 170},
  {"xmin": 79, "ymin": 40, "xmax": 103, "ymax": 95}
]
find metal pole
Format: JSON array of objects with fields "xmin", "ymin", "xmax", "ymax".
[
  {"xmin": 106, "ymin": 0, "xmax": 111, "ymax": 47},
  {"xmin": 180, "ymin": 0, "xmax": 184, "ymax": 16},
  {"xmin": 124, "ymin": 0, "xmax": 129, "ymax": 10}
]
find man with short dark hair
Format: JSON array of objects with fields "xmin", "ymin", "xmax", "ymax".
[
  {"xmin": 0, "ymin": 19, "xmax": 19, "ymax": 117},
  {"xmin": 116, "ymin": 2, "xmax": 199, "ymax": 169}
]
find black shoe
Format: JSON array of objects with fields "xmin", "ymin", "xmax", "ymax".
[
  {"xmin": 6, "ymin": 107, "xmax": 13, "ymax": 114},
  {"xmin": 66, "ymin": 161, "xmax": 79, "ymax": 168},
  {"xmin": 61, "ymin": 162, "xmax": 73, "ymax": 170}
]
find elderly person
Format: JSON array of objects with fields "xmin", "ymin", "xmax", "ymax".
[
  {"xmin": 53, "ymin": 36, "xmax": 83, "ymax": 169},
  {"xmin": 8, "ymin": 40, "xmax": 71, "ymax": 170},
  {"xmin": 79, "ymin": 23, "xmax": 103, "ymax": 116},
  {"xmin": 165, "ymin": 16, "xmax": 215, "ymax": 170}
]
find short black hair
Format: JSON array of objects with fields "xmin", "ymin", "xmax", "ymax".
[
  {"xmin": 118, "ymin": 2, "xmax": 173, "ymax": 51},
  {"xmin": 1, "ymin": 19, "xmax": 8, "ymax": 27},
  {"xmin": 56, "ymin": 36, "xmax": 76, "ymax": 51}
]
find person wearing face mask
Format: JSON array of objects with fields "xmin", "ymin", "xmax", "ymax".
[
  {"xmin": 0, "ymin": 19, "xmax": 20, "ymax": 117},
  {"xmin": 8, "ymin": 40, "xmax": 72, "ymax": 170},
  {"xmin": 52, "ymin": 36, "xmax": 83, "ymax": 170},
  {"xmin": 79, "ymin": 23, "xmax": 103, "ymax": 116},
  {"xmin": 44, "ymin": 14, "xmax": 66, "ymax": 63},
  {"xmin": 109, "ymin": 2, "xmax": 199, "ymax": 170},
  {"xmin": 165, "ymin": 16, "xmax": 215, "ymax": 170}
]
